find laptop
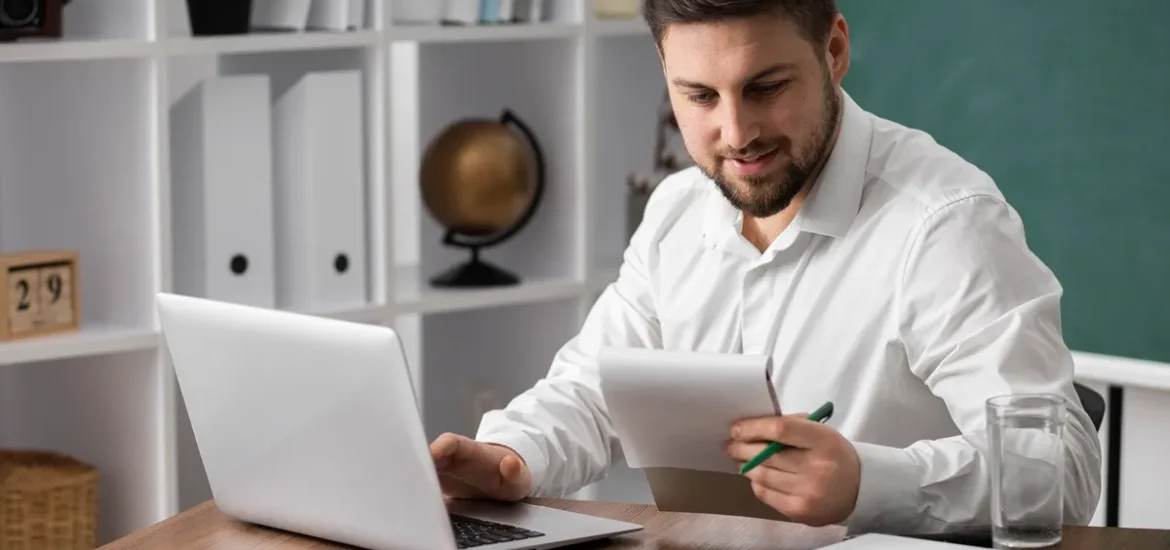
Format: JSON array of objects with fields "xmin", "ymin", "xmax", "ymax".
[{"xmin": 155, "ymin": 292, "xmax": 643, "ymax": 550}]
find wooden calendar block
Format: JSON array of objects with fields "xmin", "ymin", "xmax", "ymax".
[{"xmin": 0, "ymin": 250, "xmax": 80, "ymax": 341}]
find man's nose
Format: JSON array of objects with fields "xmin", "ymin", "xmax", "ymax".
[{"xmin": 720, "ymin": 100, "xmax": 760, "ymax": 151}]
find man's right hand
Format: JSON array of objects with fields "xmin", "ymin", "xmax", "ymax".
[{"xmin": 430, "ymin": 432, "xmax": 532, "ymax": 501}]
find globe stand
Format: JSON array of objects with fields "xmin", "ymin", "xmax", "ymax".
[
  {"xmin": 430, "ymin": 247, "xmax": 519, "ymax": 287},
  {"xmin": 423, "ymin": 108, "xmax": 546, "ymax": 289}
]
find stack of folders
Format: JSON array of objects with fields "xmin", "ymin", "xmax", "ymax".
[
  {"xmin": 391, "ymin": 0, "xmax": 546, "ymax": 26},
  {"xmin": 169, "ymin": 71, "xmax": 368, "ymax": 315},
  {"xmin": 251, "ymin": 0, "xmax": 368, "ymax": 32}
]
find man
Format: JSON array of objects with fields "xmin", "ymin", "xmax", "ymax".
[{"xmin": 429, "ymin": 0, "xmax": 1102, "ymax": 534}]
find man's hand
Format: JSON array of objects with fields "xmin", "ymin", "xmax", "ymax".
[
  {"xmin": 725, "ymin": 413, "xmax": 862, "ymax": 526},
  {"xmin": 430, "ymin": 432, "xmax": 532, "ymax": 501}
]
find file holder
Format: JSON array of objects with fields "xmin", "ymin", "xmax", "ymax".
[
  {"xmin": 170, "ymin": 75, "xmax": 278, "ymax": 308},
  {"xmin": 272, "ymin": 70, "xmax": 369, "ymax": 312}
]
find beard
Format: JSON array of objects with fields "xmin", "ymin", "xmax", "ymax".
[{"xmin": 697, "ymin": 68, "xmax": 841, "ymax": 219}]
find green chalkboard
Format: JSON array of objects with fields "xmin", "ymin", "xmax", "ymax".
[{"xmin": 837, "ymin": 1, "xmax": 1170, "ymax": 363}]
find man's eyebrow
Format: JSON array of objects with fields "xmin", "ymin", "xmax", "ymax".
[{"xmin": 670, "ymin": 63, "xmax": 797, "ymax": 89}]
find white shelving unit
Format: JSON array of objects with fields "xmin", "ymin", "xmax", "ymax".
[{"xmin": 0, "ymin": 0, "xmax": 663, "ymax": 544}]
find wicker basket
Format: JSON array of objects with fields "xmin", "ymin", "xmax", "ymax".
[{"xmin": 0, "ymin": 449, "xmax": 98, "ymax": 550}]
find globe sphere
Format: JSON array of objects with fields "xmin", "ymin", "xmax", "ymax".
[{"xmin": 420, "ymin": 119, "xmax": 536, "ymax": 237}]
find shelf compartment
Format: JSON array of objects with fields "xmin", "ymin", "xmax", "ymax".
[
  {"xmin": 166, "ymin": 47, "xmax": 387, "ymax": 315},
  {"xmin": 0, "ymin": 0, "xmax": 152, "ymax": 55},
  {"xmin": 0, "ymin": 58, "xmax": 159, "ymax": 330},
  {"xmin": 392, "ymin": 37, "xmax": 584, "ymax": 291},
  {"xmin": 62, "ymin": 0, "xmax": 153, "ymax": 40},
  {"xmin": 0, "ymin": 349, "xmax": 168, "ymax": 544},
  {"xmin": 589, "ymin": 33, "xmax": 672, "ymax": 275},
  {"xmin": 416, "ymin": 297, "xmax": 583, "ymax": 441}
]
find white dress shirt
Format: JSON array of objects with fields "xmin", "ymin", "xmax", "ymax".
[{"xmin": 475, "ymin": 91, "xmax": 1102, "ymax": 533}]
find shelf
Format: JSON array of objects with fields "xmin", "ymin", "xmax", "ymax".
[
  {"xmin": 393, "ymin": 265, "xmax": 585, "ymax": 315},
  {"xmin": 389, "ymin": 22, "xmax": 581, "ymax": 43},
  {"xmin": 1073, "ymin": 350, "xmax": 1170, "ymax": 392},
  {"xmin": 288, "ymin": 303, "xmax": 390, "ymax": 324},
  {"xmin": 589, "ymin": 19, "xmax": 649, "ymax": 37},
  {"xmin": 0, "ymin": 38, "xmax": 154, "ymax": 63},
  {"xmin": 165, "ymin": 30, "xmax": 381, "ymax": 56},
  {"xmin": 0, "ymin": 325, "xmax": 159, "ymax": 367}
]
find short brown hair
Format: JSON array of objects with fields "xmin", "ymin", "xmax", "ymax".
[{"xmin": 643, "ymin": 0, "xmax": 838, "ymax": 51}]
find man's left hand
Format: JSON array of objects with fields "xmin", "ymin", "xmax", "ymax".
[{"xmin": 725, "ymin": 413, "xmax": 862, "ymax": 526}]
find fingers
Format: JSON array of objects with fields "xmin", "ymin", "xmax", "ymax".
[
  {"xmin": 430, "ymin": 432, "xmax": 465, "ymax": 467},
  {"xmin": 749, "ymin": 480, "xmax": 821, "ymax": 525},
  {"xmin": 742, "ymin": 462, "xmax": 803, "ymax": 495},
  {"xmin": 430, "ymin": 433, "xmax": 531, "ymax": 501},
  {"xmin": 438, "ymin": 472, "xmax": 488, "ymax": 499},
  {"xmin": 731, "ymin": 413, "xmax": 829, "ymax": 449},
  {"xmin": 724, "ymin": 440, "xmax": 807, "ymax": 472},
  {"xmin": 499, "ymin": 453, "xmax": 523, "ymax": 482}
]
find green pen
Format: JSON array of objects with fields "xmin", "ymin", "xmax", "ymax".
[{"xmin": 738, "ymin": 401, "xmax": 835, "ymax": 475}]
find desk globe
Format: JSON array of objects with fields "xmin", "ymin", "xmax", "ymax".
[{"xmin": 420, "ymin": 109, "xmax": 545, "ymax": 287}]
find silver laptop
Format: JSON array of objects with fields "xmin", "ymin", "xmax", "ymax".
[{"xmin": 155, "ymin": 292, "xmax": 643, "ymax": 550}]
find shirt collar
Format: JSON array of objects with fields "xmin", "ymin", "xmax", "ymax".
[
  {"xmin": 702, "ymin": 90, "xmax": 873, "ymax": 250},
  {"xmin": 796, "ymin": 90, "xmax": 873, "ymax": 239}
]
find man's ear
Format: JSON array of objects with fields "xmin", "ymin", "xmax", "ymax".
[{"xmin": 825, "ymin": 14, "xmax": 851, "ymax": 85}]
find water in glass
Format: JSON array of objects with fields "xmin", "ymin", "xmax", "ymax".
[{"xmin": 987, "ymin": 394, "xmax": 1066, "ymax": 549}]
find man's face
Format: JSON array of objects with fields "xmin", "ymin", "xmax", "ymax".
[{"xmin": 660, "ymin": 13, "xmax": 845, "ymax": 218}]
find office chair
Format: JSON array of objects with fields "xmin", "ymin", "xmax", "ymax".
[{"xmin": 1074, "ymin": 382, "xmax": 1106, "ymax": 431}]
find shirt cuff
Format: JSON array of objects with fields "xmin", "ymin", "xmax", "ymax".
[
  {"xmin": 844, "ymin": 441, "xmax": 923, "ymax": 533},
  {"xmin": 475, "ymin": 424, "xmax": 550, "ymax": 497}
]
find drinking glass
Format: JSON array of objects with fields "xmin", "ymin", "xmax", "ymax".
[{"xmin": 986, "ymin": 394, "xmax": 1066, "ymax": 549}]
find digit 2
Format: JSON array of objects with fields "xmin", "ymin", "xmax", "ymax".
[{"xmin": 15, "ymin": 279, "xmax": 30, "ymax": 311}]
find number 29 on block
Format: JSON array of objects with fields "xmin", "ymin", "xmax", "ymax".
[{"xmin": 1, "ymin": 250, "xmax": 80, "ymax": 341}]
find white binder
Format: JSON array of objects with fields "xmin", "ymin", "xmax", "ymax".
[
  {"xmin": 443, "ymin": 0, "xmax": 481, "ymax": 25},
  {"xmin": 391, "ymin": 0, "xmax": 443, "ymax": 24},
  {"xmin": 170, "ymin": 75, "xmax": 277, "ymax": 308},
  {"xmin": 272, "ymin": 70, "xmax": 368, "ymax": 312},
  {"xmin": 512, "ymin": 0, "xmax": 542, "ymax": 22},
  {"xmin": 348, "ymin": 0, "xmax": 367, "ymax": 29},
  {"xmin": 251, "ymin": 0, "xmax": 312, "ymax": 31},
  {"xmin": 306, "ymin": 0, "xmax": 351, "ymax": 30}
]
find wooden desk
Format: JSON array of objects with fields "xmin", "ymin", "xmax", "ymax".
[{"xmin": 100, "ymin": 498, "xmax": 1170, "ymax": 549}]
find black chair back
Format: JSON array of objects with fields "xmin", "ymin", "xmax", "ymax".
[{"xmin": 1074, "ymin": 382, "xmax": 1106, "ymax": 431}]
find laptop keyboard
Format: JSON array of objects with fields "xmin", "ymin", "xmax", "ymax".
[{"xmin": 449, "ymin": 514, "xmax": 545, "ymax": 548}]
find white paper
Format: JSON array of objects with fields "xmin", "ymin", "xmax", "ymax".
[{"xmin": 598, "ymin": 346, "xmax": 779, "ymax": 473}]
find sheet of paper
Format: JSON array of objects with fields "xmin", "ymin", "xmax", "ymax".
[{"xmin": 598, "ymin": 346, "xmax": 779, "ymax": 473}]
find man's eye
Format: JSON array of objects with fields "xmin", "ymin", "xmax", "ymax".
[
  {"xmin": 687, "ymin": 91, "xmax": 715, "ymax": 104},
  {"xmin": 751, "ymin": 81, "xmax": 789, "ymax": 96}
]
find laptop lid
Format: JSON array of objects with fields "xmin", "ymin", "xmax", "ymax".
[{"xmin": 155, "ymin": 292, "xmax": 458, "ymax": 550}]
